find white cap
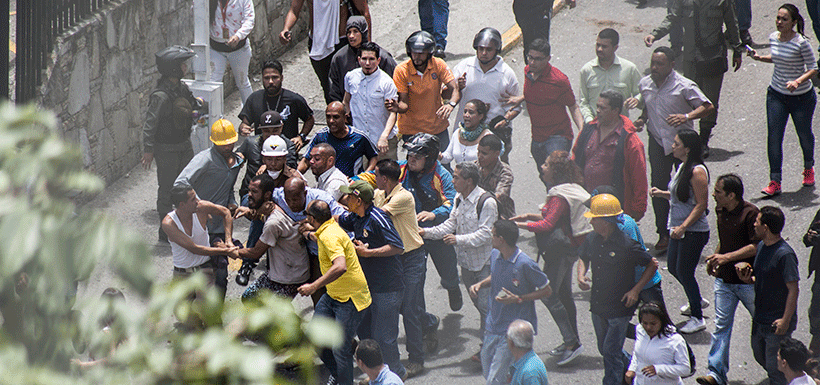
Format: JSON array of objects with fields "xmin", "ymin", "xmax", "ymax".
[{"xmin": 261, "ymin": 135, "xmax": 288, "ymax": 157}]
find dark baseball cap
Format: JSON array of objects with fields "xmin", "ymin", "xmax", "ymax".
[{"xmin": 259, "ymin": 110, "xmax": 283, "ymax": 128}]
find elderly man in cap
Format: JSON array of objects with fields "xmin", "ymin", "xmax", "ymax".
[
  {"xmin": 329, "ymin": 16, "xmax": 397, "ymax": 103},
  {"xmin": 337, "ymin": 180, "xmax": 407, "ymax": 380},
  {"xmin": 577, "ymin": 194, "xmax": 658, "ymax": 385}
]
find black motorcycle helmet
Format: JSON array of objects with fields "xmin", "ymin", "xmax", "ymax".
[
  {"xmin": 473, "ymin": 27, "xmax": 502, "ymax": 53},
  {"xmin": 155, "ymin": 45, "xmax": 196, "ymax": 79},
  {"xmin": 403, "ymin": 133, "xmax": 440, "ymax": 171},
  {"xmin": 405, "ymin": 31, "xmax": 436, "ymax": 58}
]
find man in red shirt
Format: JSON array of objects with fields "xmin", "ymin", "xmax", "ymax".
[
  {"xmin": 572, "ymin": 89, "xmax": 647, "ymax": 221},
  {"xmin": 507, "ymin": 38, "xmax": 584, "ymax": 178}
]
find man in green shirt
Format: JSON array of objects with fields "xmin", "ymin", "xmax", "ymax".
[{"xmin": 578, "ymin": 28, "xmax": 642, "ymax": 124}]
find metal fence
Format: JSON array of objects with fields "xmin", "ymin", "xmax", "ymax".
[{"xmin": 10, "ymin": 0, "xmax": 112, "ymax": 103}]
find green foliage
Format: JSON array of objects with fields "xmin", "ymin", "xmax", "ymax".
[{"xmin": 0, "ymin": 102, "xmax": 339, "ymax": 383}]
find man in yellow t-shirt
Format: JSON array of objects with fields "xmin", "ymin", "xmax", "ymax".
[{"xmin": 298, "ymin": 199, "xmax": 370, "ymax": 385}]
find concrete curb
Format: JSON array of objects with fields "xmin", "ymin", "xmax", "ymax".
[{"xmin": 501, "ymin": 0, "xmax": 568, "ymax": 55}]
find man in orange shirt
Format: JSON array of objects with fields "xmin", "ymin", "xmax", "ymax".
[{"xmin": 387, "ymin": 31, "xmax": 460, "ymax": 151}]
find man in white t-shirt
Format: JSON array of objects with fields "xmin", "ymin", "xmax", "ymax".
[
  {"xmin": 344, "ymin": 41, "xmax": 399, "ymax": 161},
  {"xmin": 452, "ymin": 28, "xmax": 521, "ymax": 162}
]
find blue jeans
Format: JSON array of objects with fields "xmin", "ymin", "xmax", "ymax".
[
  {"xmin": 667, "ymin": 231, "xmax": 709, "ymax": 319},
  {"xmin": 751, "ymin": 322, "xmax": 792, "ymax": 385},
  {"xmin": 530, "ymin": 135, "xmax": 571, "ymax": 177},
  {"xmin": 736, "ymin": 0, "xmax": 752, "ymax": 31},
  {"xmin": 591, "ymin": 313, "xmax": 632, "ymax": 385},
  {"xmin": 481, "ymin": 332, "xmax": 513, "ymax": 385},
  {"xmin": 417, "ymin": 0, "xmax": 449, "ymax": 48},
  {"xmin": 462, "ymin": 264, "xmax": 491, "ymax": 335},
  {"xmin": 766, "ymin": 86, "xmax": 816, "ymax": 182},
  {"xmin": 400, "ymin": 248, "xmax": 428, "ymax": 364},
  {"xmin": 358, "ymin": 290, "xmax": 406, "ymax": 379},
  {"xmin": 707, "ymin": 278, "xmax": 755, "ymax": 385},
  {"xmin": 314, "ymin": 294, "xmax": 366, "ymax": 385}
]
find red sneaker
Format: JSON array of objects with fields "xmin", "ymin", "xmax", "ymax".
[
  {"xmin": 804, "ymin": 168, "xmax": 815, "ymax": 186},
  {"xmin": 761, "ymin": 181, "xmax": 781, "ymax": 196}
]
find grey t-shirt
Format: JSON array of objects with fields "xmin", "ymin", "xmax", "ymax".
[{"xmin": 258, "ymin": 208, "xmax": 310, "ymax": 284}]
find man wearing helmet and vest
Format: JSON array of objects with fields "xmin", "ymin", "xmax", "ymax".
[
  {"xmin": 387, "ymin": 31, "xmax": 460, "ymax": 152},
  {"xmin": 174, "ymin": 119, "xmax": 245, "ymax": 299},
  {"xmin": 577, "ymin": 194, "xmax": 658, "ymax": 385},
  {"xmin": 354, "ymin": 133, "xmax": 458, "ymax": 355},
  {"xmin": 453, "ymin": 27, "xmax": 522, "ymax": 163},
  {"xmin": 141, "ymin": 45, "xmax": 202, "ymax": 243},
  {"xmin": 234, "ymin": 134, "xmax": 305, "ymax": 286},
  {"xmin": 328, "ymin": 16, "xmax": 397, "ymax": 103}
]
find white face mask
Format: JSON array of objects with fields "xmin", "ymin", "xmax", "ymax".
[{"xmin": 267, "ymin": 169, "xmax": 282, "ymax": 179}]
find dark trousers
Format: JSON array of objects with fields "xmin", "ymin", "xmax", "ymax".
[
  {"xmin": 751, "ymin": 322, "xmax": 792, "ymax": 385},
  {"xmin": 208, "ymin": 233, "xmax": 230, "ymax": 301},
  {"xmin": 667, "ymin": 231, "xmax": 710, "ymax": 319},
  {"xmin": 308, "ymin": 37, "xmax": 347, "ymax": 104},
  {"xmin": 810, "ymin": 272, "xmax": 820, "ymax": 336},
  {"xmin": 540, "ymin": 254, "xmax": 579, "ymax": 347},
  {"xmin": 683, "ymin": 62, "xmax": 725, "ymax": 146},
  {"xmin": 155, "ymin": 143, "xmax": 193, "ymax": 229},
  {"xmin": 513, "ymin": 0, "xmax": 551, "ymax": 63},
  {"xmin": 422, "ymin": 238, "xmax": 459, "ymax": 291},
  {"xmin": 647, "ymin": 134, "xmax": 680, "ymax": 236}
]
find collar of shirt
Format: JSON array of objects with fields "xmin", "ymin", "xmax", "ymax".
[
  {"xmin": 500, "ymin": 247, "xmax": 522, "ymax": 264},
  {"xmin": 512, "ymin": 350, "xmax": 538, "ymax": 370},
  {"xmin": 318, "ymin": 166, "xmax": 342, "ymax": 184},
  {"xmin": 209, "ymin": 146, "xmax": 245, "ymax": 169},
  {"xmin": 461, "ymin": 185, "xmax": 486, "ymax": 205},
  {"xmin": 315, "ymin": 218, "xmax": 337, "ymax": 237},
  {"xmin": 385, "ymin": 183, "xmax": 404, "ymax": 202},
  {"xmin": 592, "ymin": 55, "xmax": 623, "ymax": 69}
]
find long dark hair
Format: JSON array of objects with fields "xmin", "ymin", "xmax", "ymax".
[
  {"xmin": 638, "ymin": 301, "xmax": 675, "ymax": 337},
  {"xmin": 780, "ymin": 3, "xmax": 806, "ymax": 36},
  {"xmin": 675, "ymin": 129, "xmax": 706, "ymax": 203}
]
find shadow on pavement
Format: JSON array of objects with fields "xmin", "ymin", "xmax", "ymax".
[
  {"xmin": 751, "ymin": 186, "xmax": 819, "ymax": 209},
  {"xmin": 705, "ymin": 147, "xmax": 744, "ymax": 163}
]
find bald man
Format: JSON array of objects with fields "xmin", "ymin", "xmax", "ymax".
[{"xmin": 299, "ymin": 102, "xmax": 379, "ymax": 178}]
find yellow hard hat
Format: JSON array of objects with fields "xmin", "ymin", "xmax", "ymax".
[
  {"xmin": 583, "ymin": 193, "xmax": 624, "ymax": 218},
  {"xmin": 210, "ymin": 119, "xmax": 238, "ymax": 145}
]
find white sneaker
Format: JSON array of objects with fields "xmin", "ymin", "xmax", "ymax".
[
  {"xmin": 679, "ymin": 317, "xmax": 707, "ymax": 334},
  {"xmin": 680, "ymin": 299, "xmax": 710, "ymax": 316}
]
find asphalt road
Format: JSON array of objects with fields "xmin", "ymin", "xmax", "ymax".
[{"xmin": 78, "ymin": 0, "xmax": 820, "ymax": 383}]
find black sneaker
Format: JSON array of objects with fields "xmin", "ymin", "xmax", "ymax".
[
  {"xmin": 433, "ymin": 46, "xmax": 446, "ymax": 59},
  {"xmin": 448, "ymin": 288, "xmax": 463, "ymax": 311},
  {"xmin": 236, "ymin": 261, "xmax": 254, "ymax": 286}
]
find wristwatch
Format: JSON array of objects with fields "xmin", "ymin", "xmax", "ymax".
[
  {"xmin": 299, "ymin": 133, "xmax": 308, "ymax": 142},
  {"xmin": 448, "ymin": 101, "xmax": 457, "ymax": 108}
]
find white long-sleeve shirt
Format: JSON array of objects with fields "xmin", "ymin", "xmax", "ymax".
[
  {"xmin": 423, "ymin": 186, "xmax": 497, "ymax": 271},
  {"xmin": 210, "ymin": 0, "xmax": 255, "ymax": 42},
  {"xmin": 628, "ymin": 325, "xmax": 690, "ymax": 385}
]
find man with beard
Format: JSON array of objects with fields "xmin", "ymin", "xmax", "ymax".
[
  {"xmin": 230, "ymin": 174, "xmax": 310, "ymax": 301},
  {"xmin": 299, "ymin": 102, "xmax": 379, "ymax": 178},
  {"xmin": 329, "ymin": 16, "xmax": 397, "ymax": 103},
  {"xmin": 452, "ymin": 28, "xmax": 521, "ymax": 161},
  {"xmin": 388, "ymin": 31, "xmax": 460, "ymax": 151},
  {"xmin": 174, "ymin": 119, "xmax": 244, "ymax": 299},
  {"xmin": 309, "ymin": 143, "xmax": 349, "ymax": 201},
  {"xmin": 238, "ymin": 59, "xmax": 315, "ymax": 150},
  {"xmin": 234, "ymin": 135, "xmax": 305, "ymax": 286},
  {"xmin": 343, "ymin": 42, "xmax": 400, "ymax": 160}
]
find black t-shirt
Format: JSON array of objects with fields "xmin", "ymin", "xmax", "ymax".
[
  {"xmin": 579, "ymin": 230, "xmax": 653, "ymax": 319},
  {"xmin": 238, "ymin": 89, "xmax": 313, "ymax": 138},
  {"xmin": 753, "ymin": 239, "xmax": 799, "ymax": 326}
]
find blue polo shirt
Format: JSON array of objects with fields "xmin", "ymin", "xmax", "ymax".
[
  {"xmin": 510, "ymin": 350, "xmax": 549, "ymax": 385},
  {"xmin": 338, "ymin": 205, "xmax": 405, "ymax": 293},
  {"xmin": 486, "ymin": 248, "xmax": 549, "ymax": 335},
  {"xmin": 303, "ymin": 126, "xmax": 378, "ymax": 177}
]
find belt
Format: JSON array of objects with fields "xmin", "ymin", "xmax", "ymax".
[{"xmin": 173, "ymin": 259, "xmax": 215, "ymax": 273}]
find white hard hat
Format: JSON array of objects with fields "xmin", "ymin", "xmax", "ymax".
[{"xmin": 261, "ymin": 135, "xmax": 288, "ymax": 157}]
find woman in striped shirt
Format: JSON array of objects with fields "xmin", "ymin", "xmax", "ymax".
[{"xmin": 752, "ymin": 3, "xmax": 818, "ymax": 197}]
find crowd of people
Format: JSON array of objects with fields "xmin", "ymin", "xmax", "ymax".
[{"xmin": 136, "ymin": 0, "xmax": 820, "ymax": 384}]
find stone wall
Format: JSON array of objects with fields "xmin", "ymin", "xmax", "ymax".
[{"xmin": 38, "ymin": 0, "xmax": 307, "ymax": 185}]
